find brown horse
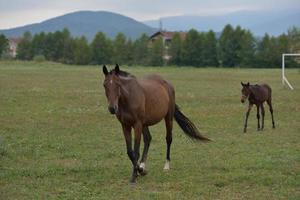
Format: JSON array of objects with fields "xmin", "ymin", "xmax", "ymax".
[
  {"xmin": 102, "ymin": 64, "xmax": 210, "ymax": 183},
  {"xmin": 240, "ymin": 82, "xmax": 275, "ymax": 133}
]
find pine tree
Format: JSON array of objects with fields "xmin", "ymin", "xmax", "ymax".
[
  {"xmin": 61, "ymin": 29, "xmax": 74, "ymax": 64},
  {"xmin": 256, "ymin": 34, "xmax": 278, "ymax": 67},
  {"xmin": 17, "ymin": 31, "xmax": 33, "ymax": 60},
  {"xmin": 113, "ymin": 33, "xmax": 127, "ymax": 64},
  {"xmin": 219, "ymin": 24, "xmax": 235, "ymax": 67},
  {"xmin": 133, "ymin": 34, "xmax": 149, "ymax": 65},
  {"xmin": 239, "ymin": 30, "xmax": 256, "ymax": 67},
  {"xmin": 124, "ymin": 39, "xmax": 134, "ymax": 65},
  {"xmin": 202, "ymin": 30, "xmax": 218, "ymax": 66},
  {"xmin": 181, "ymin": 29, "xmax": 202, "ymax": 66},
  {"xmin": 169, "ymin": 33, "xmax": 182, "ymax": 65},
  {"xmin": 288, "ymin": 26, "xmax": 300, "ymax": 53},
  {"xmin": 0, "ymin": 34, "xmax": 8, "ymax": 57},
  {"xmin": 73, "ymin": 36, "xmax": 91, "ymax": 65},
  {"xmin": 148, "ymin": 36, "xmax": 164, "ymax": 66},
  {"xmin": 91, "ymin": 32, "xmax": 113, "ymax": 64}
]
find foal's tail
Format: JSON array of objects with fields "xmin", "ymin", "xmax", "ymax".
[{"xmin": 174, "ymin": 104, "xmax": 211, "ymax": 142}]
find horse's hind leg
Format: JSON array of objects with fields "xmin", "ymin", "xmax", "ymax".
[
  {"xmin": 260, "ymin": 104, "xmax": 265, "ymax": 131},
  {"xmin": 267, "ymin": 99, "xmax": 275, "ymax": 128},
  {"xmin": 256, "ymin": 105, "xmax": 260, "ymax": 131},
  {"xmin": 164, "ymin": 114, "xmax": 173, "ymax": 170},
  {"xmin": 139, "ymin": 127, "xmax": 152, "ymax": 175}
]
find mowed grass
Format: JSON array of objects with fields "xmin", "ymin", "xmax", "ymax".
[{"xmin": 0, "ymin": 61, "xmax": 299, "ymax": 200}]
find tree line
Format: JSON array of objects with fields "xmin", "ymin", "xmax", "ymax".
[{"xmin": 0, "ymin": 25, "xmax": 299, "ymax": 67}]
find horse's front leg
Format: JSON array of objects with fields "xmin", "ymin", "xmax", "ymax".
[
  {"xmin": 121, "ymin": 125, "xmax": 136, "ymax": 183},
  {"xmin": 130, "ymin": 122, "xmax": 142, "ymax": 183},
  {"xmin": 244, "ymin": 103, "xmax": 253, "ymax": 133}
]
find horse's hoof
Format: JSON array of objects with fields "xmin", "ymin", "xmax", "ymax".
[
  {"xmin": 129, "ymin": 178, "xmax": 137, "ymax": 185},
  {"xmin": 137, "ymin": 167, "xmax": 147, "ymax": 176},
  {"xmin": 129, "ymin": 181, "xmax": 137, "ymax": 186},
  {"xmin": 139, "ymin": 169, "xmax": 147, "ymax": 176},
  {"xmin": 163, "ymin": 161, "xmax": 170, "ymax": 170}
]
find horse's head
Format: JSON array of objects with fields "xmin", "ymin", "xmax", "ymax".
[
  {"xmin": 240, "ymin": 82, "xmax": 250, "ymax": 103},
  {"xmin": 102, "ymin": 64, "xmax": 122, "ymax": 114}
]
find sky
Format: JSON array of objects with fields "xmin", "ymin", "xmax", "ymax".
[{"xmin": 1, "ymin": 0, "xmax": 300, "ymax": 29}]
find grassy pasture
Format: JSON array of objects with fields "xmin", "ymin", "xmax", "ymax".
[{"xmin": 0, "ymin": 61, "xmax": 299, "ymax": 199}]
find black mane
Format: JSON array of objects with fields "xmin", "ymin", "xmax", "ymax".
[{"xmin": 109, "ymin": 69, "xmax": 135, "ymax": 78}]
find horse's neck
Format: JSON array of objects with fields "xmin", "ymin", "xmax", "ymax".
[
  {"xmin": 249, "ymin": 85, "xmax": 262, "ymax": 102},
  {"xmin": 118, "ymin": 78, "xmax": 142, "ymax": 106}
]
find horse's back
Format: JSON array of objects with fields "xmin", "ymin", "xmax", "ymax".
[
  {"xmin": 144, "ymin": 74, "xmax": 175, "ymax": 95},
  {"xmin": 252, "ymin": 84, "xmax": 272, "ymax": 102},
  {"xmin": 261, "ymin": 84, "xmax": 272, "ymax": 93}
]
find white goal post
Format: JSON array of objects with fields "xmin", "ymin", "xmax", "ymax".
[{"xmin": 282, "ymin": 53, "xmax": 300, "ymax": 90}]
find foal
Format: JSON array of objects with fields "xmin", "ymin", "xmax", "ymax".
[
  {"xmin": 240, "ymin": 82, "xmax": 275, "ymax": 133},
  {"xmin": 102, "ymin": 64, "xmax": 210, "ymax": 183}
]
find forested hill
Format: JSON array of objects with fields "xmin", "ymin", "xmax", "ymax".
[
  {"xmin": 0, "ymin": 11, "xmax": 157, "ymax": 40},
  {"xmin": 144, "ymin": 9, "xmax": 300, "ymax": 36}
]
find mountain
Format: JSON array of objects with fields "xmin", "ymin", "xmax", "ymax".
[
  {"xmin": 144, "ymin": 9, "xmax": 300, "ymax": 36},
  {"xmin": 0, "ymin": 11, "xmax": 157, "ymax": 41}
]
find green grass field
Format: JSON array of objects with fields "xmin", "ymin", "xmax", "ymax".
[{"xmin": 0, "ymin": 61, "xmax": 299, "ymax": 200}]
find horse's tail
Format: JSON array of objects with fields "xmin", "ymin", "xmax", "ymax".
[{"xmin": 174, "ymin": 104, "xmax": 211, "ymax": 142}]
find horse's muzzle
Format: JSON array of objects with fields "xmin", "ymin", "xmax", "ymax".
[
  {"xmin": 108, "ymin": 106, "xmax": 116, "ymax": 114},
  {"xmin": 241, "ymin": 95, "xmax": 247, "ymax": 103},
  {"xmin": 108, "ymin": 105, "xmax": 118, "ymax": 114}
]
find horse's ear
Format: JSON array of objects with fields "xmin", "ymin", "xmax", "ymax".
[
  {"xmin": 115, "ymin": 64, "xmax": 120, "ymax": 74},
  {"xmin": 103, "ymin": 65, "xmax": 108, "ymax": 76},
  {"xmin": 246, "ymin": 82, "xmax": 250, "ymax": 86},
  {"xmin": 241, "ymin": 82, "xmax": 244, "ymax": 86}
]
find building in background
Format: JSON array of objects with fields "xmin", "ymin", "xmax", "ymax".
[
  {"xmin": 8, "ymin": 38, "xmax": 21, "ymax": 57},
  {"xmin": 149, "ymin": 31, "xmax": 186, "ymax": 62}
]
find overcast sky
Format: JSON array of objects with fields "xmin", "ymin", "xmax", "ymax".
[{"xmin": 1, "ymin": 0, "xmax": 299, "ymax": 29}]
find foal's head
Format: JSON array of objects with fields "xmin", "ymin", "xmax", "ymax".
[
  {"xmin": 240, "ymin": 82, "xmax": 250, "ymax": 103},
  {"xmin": 102, "ymin": 64, "xmax": 123, "ymax": 114}
]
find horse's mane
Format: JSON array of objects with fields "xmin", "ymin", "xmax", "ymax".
[{"xmin": 109, "ymin": 69, "xmax": 135, "ymax": 78}]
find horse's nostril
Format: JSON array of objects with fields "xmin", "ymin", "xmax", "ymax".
[{"xmin": 108, "ymin": 107, "xmax": 116, "ymax": 114}]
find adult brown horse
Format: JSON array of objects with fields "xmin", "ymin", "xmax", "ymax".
[
  {"xmin": 102, "ymin": 64, "xmax": 210, "ymax": 183},
  {"xmin": 240, "ymin": 82, "xmax": 275, "ymax": 133}
]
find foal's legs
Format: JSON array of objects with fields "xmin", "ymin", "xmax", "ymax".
[
  {"xmin": 164, "ymin": 115, "xmax": 173, "ymax": 170},
  {"xmin": 139, "ymin": 126, "xmax": 152, "ymax": 175},
  {"xmin": 267, "ymin": 99, "xmax": 275, "ymax": 128},
  {"xmin": 260, "ymin": 104, "xmax": 265, "ymax": 131},
  {"xmin": 244, "ymin": 103, "xmax": 253, "ymax": 133},
  {"xmin": 256, "ymin": 104, "xmax": 260, "ymax": 131}
]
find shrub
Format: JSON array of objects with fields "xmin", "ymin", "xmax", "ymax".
[{"xmin": 33, "ymin": 55, "xmax": 46, "ymax": 62}]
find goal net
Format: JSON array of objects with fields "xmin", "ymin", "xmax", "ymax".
[{"xmin": 282, "ymin": 53, "xmax": 300, "ymax": 90}]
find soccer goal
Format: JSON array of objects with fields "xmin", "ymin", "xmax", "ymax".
[{"xmin": 282, "ymin": 53, "xmax": 300, "ymax": 90}]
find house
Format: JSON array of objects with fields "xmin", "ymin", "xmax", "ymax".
[
  {"xmin": 8, "ymin": 38, "xmax": 22, "ymax": 57},
  {"xmin": 149, "ymin": 31, "xmax": 186, "ymax": 47},
  {"xmin": 149, "ymin": 31, "xmax": 187, "ymax": 62}
]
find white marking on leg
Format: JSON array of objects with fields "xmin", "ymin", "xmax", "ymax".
[
  {"xmin": 140, "ymin": 162, "xmax": 146, "ymax": 170},
  {"xmin": 163, "ymin": 160, "xmax": 170, "ymax": 170}
]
